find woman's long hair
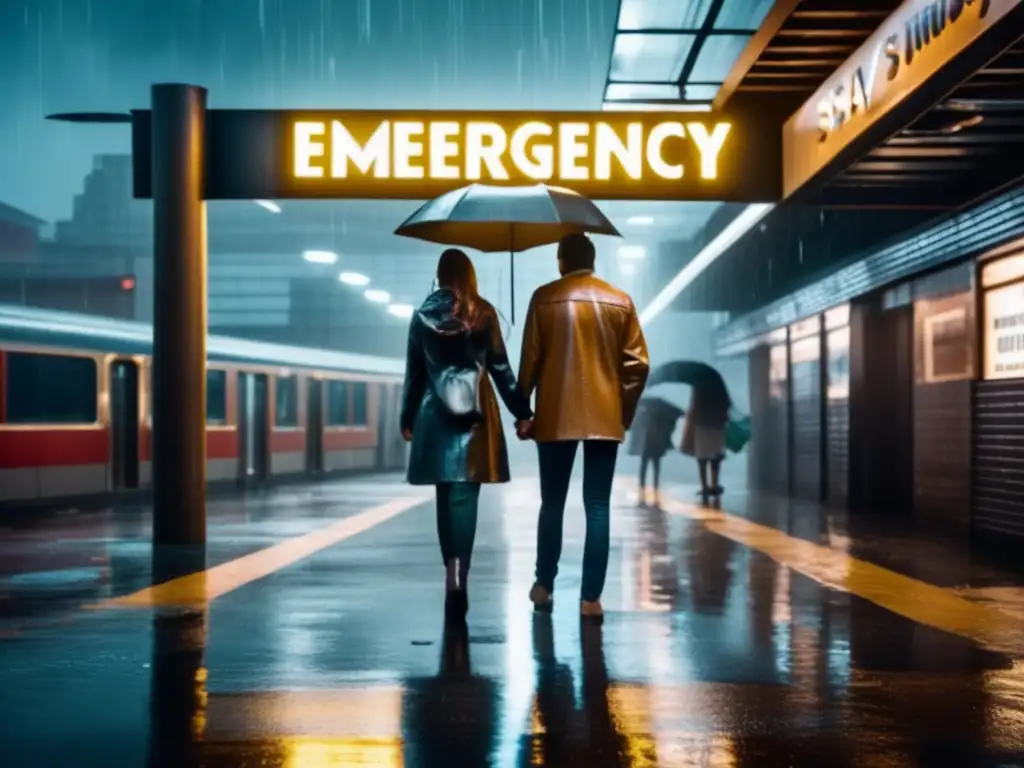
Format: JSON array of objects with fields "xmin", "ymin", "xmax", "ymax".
[{"xmin": 436, "ymin": 248, "xmax": 485, "ymax": 331}]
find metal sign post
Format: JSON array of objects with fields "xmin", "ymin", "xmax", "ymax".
[{"xmin": 150, "ymin": 84, "xmax": 209, "ymax": 546}]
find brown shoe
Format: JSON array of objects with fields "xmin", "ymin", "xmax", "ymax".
[{"xmin": 580, "ymin": 600, "xmax": 604, "ymax": 623}]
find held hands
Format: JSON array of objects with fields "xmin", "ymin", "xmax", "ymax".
[
  {"xmin": 515, "ymin": 419, "xmax": 535, "ymax": 441},
  {"xmin": 401, "ymin": 428, "xmax": 413, "ymax": 442}
]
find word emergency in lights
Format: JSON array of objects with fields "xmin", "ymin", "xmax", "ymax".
[{"xmin": 292, "ymin": 119, "xmax": 732, "ymax": 184}]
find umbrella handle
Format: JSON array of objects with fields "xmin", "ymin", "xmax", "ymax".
[
  {"xmin": 509, "ymin": 223, "xmax": 515, "ymax": 325},
  {"xmin": 510, "ymin": 248, "xmax": 514, "ymax": 325}
]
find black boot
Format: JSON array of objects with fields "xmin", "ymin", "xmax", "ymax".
[{"xmin": 444, "ymin": 558, "xmax": 468, "ymax": 625}]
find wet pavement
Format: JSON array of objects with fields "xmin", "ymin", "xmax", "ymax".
[{"xmin": 1, "ymin": 474, "xmax": 1024, "ymax": 766}]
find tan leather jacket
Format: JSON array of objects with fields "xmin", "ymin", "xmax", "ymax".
[{"xmin": 518, "ymin": 271, "xmax": 650, "ymax": 443}]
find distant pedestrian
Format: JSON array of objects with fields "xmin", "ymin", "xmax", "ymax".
[
  {"xmin": 627, "ymin": 397, "xmax": 684, "ymax": 507},
  {"xmin": 680, "ymin": 377, "xmax": 731, "ymax": 499}
]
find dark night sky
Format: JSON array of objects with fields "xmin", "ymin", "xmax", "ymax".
[{"xmin": 0, "ymin": 0, "xmax": 620, "ymax": 222}]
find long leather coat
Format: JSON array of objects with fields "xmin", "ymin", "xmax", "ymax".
[
  {"xmin": 518, "ymin": 270, "xmax": 649, "ymax": 443},
  {"xmin": 401, "ymin": 289, "xmax": 532, "ymax": 485}
]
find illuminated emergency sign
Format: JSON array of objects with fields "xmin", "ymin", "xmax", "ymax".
[
  {"xmin": 291, "ymin": 118, "xmax": 732, "ymax": 184},
  {"xmin": 129, "ymin": 109, "xmax": 782, "ymax": 202}
]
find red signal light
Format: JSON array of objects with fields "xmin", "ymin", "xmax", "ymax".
[{"xmin": 120, "ymin": 276, "xmax": 136, "ymax": 291}]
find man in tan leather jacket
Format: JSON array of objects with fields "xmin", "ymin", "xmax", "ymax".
[{"xmin": 517, "ymin": 233, "xmax": 649, "ymax": 620}]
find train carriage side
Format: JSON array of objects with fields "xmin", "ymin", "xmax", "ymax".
[
  {"xmin": 0, "ymin": 344, "xmax": 110, "ymax": 502},
  {"xmin": 0, "ymin": 309, "xmax": 406, "ymax": 506}
]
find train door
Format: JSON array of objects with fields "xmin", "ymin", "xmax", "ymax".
[
  {"xmin": 306, "ymin": 378, "xmax": 324, "ymax": 473},
  {"xmin": 237, "ymin": 372, "xmax": 269, "ymax": 484},
  {"xmin": 376, "ymin": 384, "xmax": 390, "ymax": 469},
  {"xmin": 109, "ymin": 359, "xmax": 140, "ymax": 490}
]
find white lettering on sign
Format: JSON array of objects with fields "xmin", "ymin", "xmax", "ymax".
[
  {"xmin": 429, "ymin": 122, "xmax": 460, "ymax": 179},
  {"xmin": 333, "ymin": 120, "xmax": 390, "ymax": 178},
  {"xmin": 291, "ymin": 119, "xmax": 733, "ymax": 183},
  {"xmin": 984, "ymin": 271, "xmax": 1024, "ymax": 380},
  {"xmin": 816, "ymin": 0, "xmax": 992, "ymax": 142},
  {"xmin": 510, "ymin": 122, "xmax": 554, "ymax": 178}
]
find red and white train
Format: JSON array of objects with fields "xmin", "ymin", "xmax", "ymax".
[{"xmin": 0, "ymin": 304, "xmax": 407, "ymax": 507}]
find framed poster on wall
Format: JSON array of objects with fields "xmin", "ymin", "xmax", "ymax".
[
  {"xmin": 983, "ymin": 280, "xmax": 1024, "ymax": 380},
  {"xmin": 923, "ymin": 307, "xmax": 971, "ymax": 383}
]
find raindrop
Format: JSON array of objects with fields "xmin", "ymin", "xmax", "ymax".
[{"xmin": 258, "ymin": 0, "xmax": 265, "ymax": 31}]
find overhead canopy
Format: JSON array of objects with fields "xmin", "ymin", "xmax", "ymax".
[
  {"xmin": 602, "ymin": 0, "xmax": 778, "ymax": 110},
  {"xmin": 653, "ymin": 0, "xmax": 1024, "ymax": 317}
]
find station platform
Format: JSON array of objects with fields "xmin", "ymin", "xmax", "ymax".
[{"xmin": 2, "ymin": 473, "xmax": 1024, "ymax": 767}]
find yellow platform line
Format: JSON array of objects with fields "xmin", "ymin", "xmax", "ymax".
[
  {"xmin": 100, "ymin": 495, "xmax": 431, "ymax": 609},
  {"xmin": 653, "ymin": 491, "xmax": 1024, "ymax": 655}
]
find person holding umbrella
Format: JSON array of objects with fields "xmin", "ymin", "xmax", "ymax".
[
  {"xmin": 517, "ymin": 234, "xmax": 649, "ymax": 621},
  {"xmin": 648, "ymin": 361, "xmax": 733, "ymax": 500},
  {"xmin": 400, "ymin": 248, "xmax": 533, "ymax": 625},
  {"xmin": 627, "ymin": 396, "xmax": 685, "ymax": 507}
]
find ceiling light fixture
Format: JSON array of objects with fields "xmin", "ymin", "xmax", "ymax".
[
  {"xmin": 303, "ymin": 250, "xmax": 338, "ymax": 264},
  {"xmin": 339, "ymin": 271, "xmax": 371, "ymax": 286},
  {"xmin": 255, "ymin": 200, "xmax": 281, "ymax": 213},
  {"xmin": 387, "ymin": 304, "xmax": 414, "ymax": 319},
  {"xmin": 364, "ymin": 289, "xmax": 391, "ymax": 304},
  {"xmin": 627, "ymin": 215, "xmax": 654, "ymax": 226}
]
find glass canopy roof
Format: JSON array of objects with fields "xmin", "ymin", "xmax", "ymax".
[{"xmin": 603, "ymin": 0, "xmax": 775, "ymax": 111}]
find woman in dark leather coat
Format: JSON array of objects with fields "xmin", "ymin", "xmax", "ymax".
[{"xmin": 400, "ymin": 249, "xmax": 533, "ymax": 624}]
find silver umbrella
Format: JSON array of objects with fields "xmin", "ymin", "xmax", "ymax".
[{"xmin": 394, "ymin": 183, "xmax": 621, "ymax": 322}]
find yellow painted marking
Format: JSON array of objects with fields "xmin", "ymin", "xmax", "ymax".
[
  {"xmin": 655, "ymin": 493, "xmax": 1024, "ymax": 655},
  {"xmin": 101, "ymin": 495, "xmax": 430, "ymax": 608}
]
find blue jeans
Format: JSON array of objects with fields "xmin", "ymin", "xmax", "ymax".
[{"xmin": 535, "ymin": 440, "xmax": 619, "ymax": 602}]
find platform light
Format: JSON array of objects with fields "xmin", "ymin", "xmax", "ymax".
[
  {"xmin": 254, "ymin": 200, "xmax": 281, "ymax": 213},
  {"xmin": 617, "ymin": 245, "xmax": 646, "ymax": 260},
  {"xmin": 639, "ymin": 203, "xmax": 775, "ymax": 326},
  {"xmin": 303, "ymin": 249, "xmax": 338, "ymax": 264},
  {"xmin": 364, "ymin": 289, "xmax": 390, "ymax": 304},
  {"xmin": 627, "ymin": 215, "xmax": 654, "ymax": 226},
  {"xmin": 387, "ymin": 304, "xmax": 414, "ymax": 318},
  {"xmin": 339, "ymin": 271, "xmax": 370, "ymax": 286}
]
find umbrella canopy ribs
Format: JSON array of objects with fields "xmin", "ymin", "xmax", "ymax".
[{"xmin": 293, "ymin": 118, "xmax": 732, "ymax": 184}]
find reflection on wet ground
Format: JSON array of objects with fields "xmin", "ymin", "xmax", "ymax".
[{"xmin": 1, "ymin": 476, "xmax": 1024, "ymax": 766}]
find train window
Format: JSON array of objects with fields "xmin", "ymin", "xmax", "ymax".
[
  {"xmin": 326, "ymin": 380, "xmax": 349, "ymax": 425},
  {"xmin": 352, "ymin": 382, "xmax": 368, "ymax": 426},
  {"xmin": 207, "ymin": 370, "xmax": 227, "ymax": 425},
  {"xmin": 4, "ymin": 352, "xmax": 97, "ymax": 424},
  {"xmin": 275, "ymin": 375, "xmax": 299, "ymax": 427}
]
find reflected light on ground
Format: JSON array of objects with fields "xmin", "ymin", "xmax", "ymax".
[
  {"xmin": 282, "ymin": 738, "xmax": 402, "ymax": 768},
  {"xmin": 498, "ymin": 480, "xmax": 540, "ymax": 767}
]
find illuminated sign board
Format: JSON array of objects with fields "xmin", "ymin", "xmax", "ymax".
[
  {"xmin": 131, "ymin": 110, "xmax": 781, "ymax": 202},
  {"xmin": 783, "ymin": 0, "xmax": 1022, "ymax": 198}
]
